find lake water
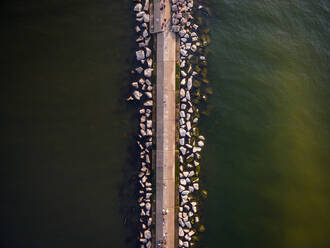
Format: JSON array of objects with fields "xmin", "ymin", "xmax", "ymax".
[
  {"xmin": 1, "ymin": 0, "xmax": 330, "ymax": 248},
  {"xmin": 0, "ymin": 1, "xmax": 137, "ymax": 247},
  {"xmin": 200, "ymin": 0, "xmax": 330, "ymax": 248}
]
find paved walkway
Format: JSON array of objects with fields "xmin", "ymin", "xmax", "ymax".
[{"xmin": 155, "ymin": 0, "xmax": 176, "ymax": 248}]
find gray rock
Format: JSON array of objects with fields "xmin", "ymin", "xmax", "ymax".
[
  {"xmin": 191, "ymin": 44, "xmax": 197, "ymax": 52},
  {"xmin": 135, "ymin": 67, "xmax": 144, "ymax": 74},
  {"xmin": 180, "ymin": 78, "xmax": 186, "ymax": 85},
  {"xmin": 180, "ymin": 49, "xmax": 188, "ymax": 56},
  {"xmin": 134, "ymin": 3, "xmax": 142, "ymax": 12},
  {"xmin": 180, "ymin": 146, "xmax": 187, "ymax": 155},
  {"xmin": 147, "ymin": 58, "xmax": 152, "ymax": 68},
  {"xmin": 144, "ymin": 100, "xmax": 153, "ymax": 106},
  {"xmin": 179, "ymin": 227, "xmax": 184, "ymax": 237},
  {"xmin": 136, "ymin": 50, "xmax": 145, "ymax": 61},
  {"xmin": 143, "ymin": 29, "xmax": 149, "ymax": 38},
  {"xmin": 144, "ymin": 68, "xmax": 153, "ymax": 78},
  {"xmin": 179, "ymin": 128, "xmax": 186, "ymax": 137},
  {"xmin": 187, "ymin": 77, "xmax": 192, "ymax": 90},
  {"xmin": 198, "ymin": 140, "xmax": 204, "ymax": 147},
  {"xmin": 133, "ymin": 90, "xmax": 142, "ymax": 100},
  {"xmin": 143, "ymin": 14, "xmax": 150, "ymax": 23}
]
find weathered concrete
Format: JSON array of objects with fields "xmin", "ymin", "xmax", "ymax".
[{"xmin": 155, "ymin": 0, "xmax": 176, "ymax": 247}]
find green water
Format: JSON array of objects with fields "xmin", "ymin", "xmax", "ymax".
[
  {"xmin": 201, "ymin": 0, "xmax": 330, "ymax": 247},
  {"xmin": 0, "ymin": 1, "xmax": 138, "ymax": 247},
  {"xmin": 1, "ymin": 0, "xmax": 330, "ymax": 247}
]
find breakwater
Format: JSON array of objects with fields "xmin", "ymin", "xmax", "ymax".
[
  {"xmin": 171, "ymin": 0, "xmax": 211, "ymax": 247},
  {"xmin": 128, "ymin": 0, "xmax": 154, "ymax": 247},
  {"xmin": 128, "ymin": 0, "xmax": 211, "ymax": 247}
]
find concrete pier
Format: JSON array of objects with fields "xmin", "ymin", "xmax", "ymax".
[{"xmin": 154, "ymin": 0, "xmax": 176, "ymax": 247}]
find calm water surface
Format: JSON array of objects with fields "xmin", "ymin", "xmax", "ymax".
[
  {"xmin": 0, "ymin": 1, "xmax": 137, "ymax": 247},
  {"xmin": 201, "ymin": 0, "xmax": 330, "ymax": 247},
  {"xmin": 1, "ymin": 0, "xmax": 330, "ymax": 248}
]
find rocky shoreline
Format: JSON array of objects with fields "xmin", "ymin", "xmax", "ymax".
[
  {"xmin": 171, "ymin": 0, "xmax": 210, "ymax": 247},
  {"xmin": 127, "ymin": 0, "xmax": 210, "ymax": 247},
  {"xmin": 127, "ymin": 0, "xmax": 154, "ymax": 248}
]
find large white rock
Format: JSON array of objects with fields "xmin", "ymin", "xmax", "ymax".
[
  {"xmin": 179, "ymin": 227, "xmax": 184, "ymax": 237},
  {"xmin": 193, "ymin": 183, "xmax": 199, "ymax": 190},
  {"xmin": 180, "ymin": 111, "xmax": 185, "ymax": 118},
  {"xmin": 180, "ymin": 179, "xmax": 187, "ymax": 186},
  {"xmin": 145, "ymin": 47, "xmax": 152, "ymax": 58},
  {"xmin": 186, "ymin": 121, "xmax": 191, "ymax": 131},
  {"xmin": 143, "ymin": 29, "xmax": 149, "ymax": 38},
  {"xmin": 144, "ymin": 68, "xmax": 153, "ymax": 78},
  {"xmin": 187, "ymin": 77, "xmax": 192, "ymax": 90},
  {"xmin": 134, "ymin": 3, "xmax": 143, "ymax": 12},
  {"xmin": 198, "ymin": 140, "xmax": 204, "ymax": 147},
  {"xmin": 179, "ymin": 128, "xmax": 186, "ymax": 137},
  {"xmin": 191, "ymin": 44, "xmax": 197, "ymax": 52},
  {"xmin": 179, "ymin": 78, "xmax": 186, "ymax": 87},
  {"xmin": 186, "ymin": 91, "xmax": 191, "ymax": 100},
  {"xmin": 144, "ymin": 100, "xmax": 153, "ymax": 106},
  {"xmin": 144, "ymin": 229, "xmax": 151, "ymax": 239},
  {"xmin": 179, "ymin": 138, "xmax": 185, "ymax": 146},
  {"xmin": 180, "ymin": 88, "xmax": 185, "ymax": 98},
  {"xmin": 180, "ymin": 49, "xmax": 188, "ymax": 56},
  {"xmin": 133, "ymin": 90, "xmax": 142, "ymax": 100},
  {"xmin": 147, "ymin": 58, "xmax": 152, "ymax": 68},
  {"xmin": 143, "ymin": 13, "xmax": 150, "ymax": 23},
  {"xmin": 179, "ymin": 29, "xmax": 186, "ymax": 37},
  {"xmin": 136, "ymin": 50, "xmax": 145, "ymax": 61},
  {"xmin": 145, "ymin": 92, "xmax": 152, "ymax": 99},
  {"xmin": 193, "ymin": 147, "xmax": 202, "ymax": 153},
  {"xmin": 180, "ymin": 146, "xmax": 187, "ymax": 155}
]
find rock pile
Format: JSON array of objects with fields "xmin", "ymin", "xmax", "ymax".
[
  {"xmin": 171, "ymin": 0, "xmax": 210, "ymax": 247},
  {"xmin": 128, "ymin": 0, "xmax": 154, "ymax": 247}
]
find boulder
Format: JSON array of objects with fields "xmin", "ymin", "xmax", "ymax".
[
  {"xmin": 145, "ymin": 47, "xmax": 152, "ymax": 58},
  {"xmin": 136, "ymin": 50, "xmax": 145, "ymax": 61},
  {"xmin": 179, "ymin": 227, "xmax": 184, "ymax": 237},
  {"xmin": 180, "ymin": 88, "xmax": 185, "ymax": 98},
  {"xmin": 144, "ymin": 0, "xmax": 149, "ymax": 11},
  {"xmin": 135, "ymin": 25, "xmax": 141, "ymax": 32},
  {"xmin": 187, "ymin": 77, "xmax": 192, "ymax": 90},
  {"xmin": 180, "ymin": 179, "xmax": 187, "ymax": 186},
  {"xmin": 181, "ymin": 70, "xmax": 187, "ymax": 77},
  {"xmin": 145, "ymin": 92, "xmax": 152, "ymax": 99},
  {"xmin": 179, "ymin": 29, "xmax": 186, "ymax": 37},
  {"xmin": 147, "ymin": 58, "xmax": 152, "ymax": 68},
  {"xmin": 180, "ymin": 78, "xmax": 186, "ymax": 85},
  {"xmin": 179, "ymin": 128, "xmax": 186, "ymax": 137},
  {"xmin": 180, "ymin": 146, "xmax": 187, "ymax": 155},
  {"xmin": 143, "ymin": 14, "xmax": 150, "ymax": 23},
  {"xmin": 198, "ymin": 140, "xmax": 204, "ymax": 147},
  {"xmin": 180, "ymin": 49, "xmax": 188, "ymax": 56},
  {"xmin": 144, "ymin": 100, "xmax": 153, "ymax": 106},
  {"xmin": 143, "ymin": 29, "xmax": 149, "ymax": 38},
  {"xmin": 135, "ymin": 67, "xmax": 144, "ymax": 74},
  {"xmin": 193, "ymin": 183, "xmax": 199, "ymax": 190},
  {"xmin": 131, "ymin": 82, "xmax": 139, "ymax": 88},
  {"xmin": 134, "ymin": 3, "xmax": 142, "ymax": 12},
  {"xmin": 133, "ymin": 90, "xmax": 142, "ymax": 100},
  {"xmin": 144, "ymin": 68, "xmax": 153, "ymax": 78},
  {"xmin": 191, "ymin": 44, "xmax": 197, "ymax": 52}
]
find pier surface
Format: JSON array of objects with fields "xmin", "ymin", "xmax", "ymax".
[{"xmin": 155, "ymin": 0, "xmax": 176, "ymax": 247}]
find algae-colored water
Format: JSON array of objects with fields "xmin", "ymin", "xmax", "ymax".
[
  {"xmin": 1, "ymin": 0, "xmax": 330, "ymax": 247},
  {"xmin": 201, "ymin": 0, "xmax": 330, "ymax": 247}
]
